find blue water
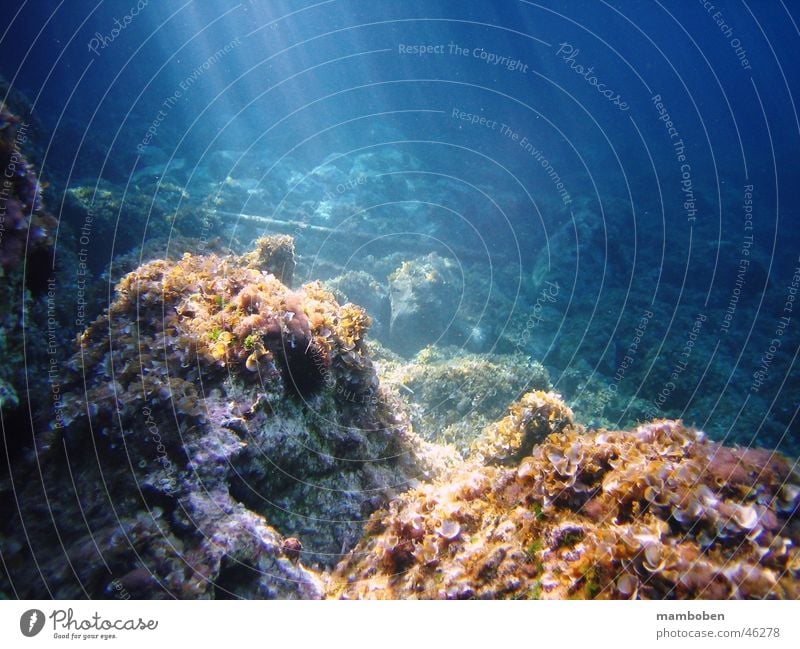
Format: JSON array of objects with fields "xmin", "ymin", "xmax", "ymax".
[{"xmin": 3, "ymin": 0, "xmax": 799, "ymax": 452}]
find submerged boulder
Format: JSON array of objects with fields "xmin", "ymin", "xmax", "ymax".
[
  {"xmin": 241, "ymin": 233, "xmax": 296, "ymax": 285},
  {"xmin": 377, "ymin": 345, "xmax": 551, "ymax": 455},
  {"xmin": 470, "ymin": 390, "xmax": 573, "ymax": 465},
  {"xmin": 388, "ymin": 253, "xmax": 461, "ymax": 357},
  {"xmin": 325, "ymin": 270, "xmax": 391, "ymax": 342},
  {"xmin": 329, "ymin": 398, "xmax": 800, "ymax": 600},
  {"xmin": 0, "ymin": 101, "xmax": 57, "ymax": 460},
  {"xmin": 0, "ymin": 236, "xmax": 456, "ymax": 598}
]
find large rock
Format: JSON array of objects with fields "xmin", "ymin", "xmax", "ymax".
[
  {"xmin": 388, "ymin": 253, "xmax": 460, "ymax": 357},
  {"xmin": 470, "ymin": 390, "xmax": 573, "ymax": 465},
  {"xmin": 378, "ymin": 345, "xmax": 551, "ymax": 455},
  {"xmin": 330, "ymin": 415, "xmax": 800, "ymax": 600},
  {"xmin": 0, "ymin": 239, "xmax": 456, "ymax": 598},
  {"xmin": 326, "ymin": 270, "xmax": 391, "ymax": 342},
  {"xmin": 0, "ymin": 102, "xmax": 57, "ymax": 464}
]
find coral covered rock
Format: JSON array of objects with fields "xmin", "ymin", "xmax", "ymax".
[
  {"xmin": 470, "ymin": 390, "xmax": 573, "ymax": 465},
  {"xmin": 325, "ymin": 270, "xmax": 391, "ymax": 341},
  {"xmin": 329, "ymin": 414, "xmax": 800, "ymax": 599},
  {"xmin": 0, "ymin": 238, "xmax": 457, "ymax": 597},
  {"xmin": 68, "ymin": 240, "xmax": 379, "ymax": 407},
  {"xmin": 241, "ymin": 234, "xmax": 296, "ymax": 285},
  {"xmin": 377, "ymin": 345, "xmax": 550, "ymax": 455}
]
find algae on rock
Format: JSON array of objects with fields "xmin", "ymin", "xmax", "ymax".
[{"xmin": 0, "ymin": 235, "xmax": 456, "ymax": 598}]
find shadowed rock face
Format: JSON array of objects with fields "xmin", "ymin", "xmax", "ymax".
[
  {"xmin": 267, "ymin": 328, "xmax": 329, "ymax": 397},
  {"xmin": 241, "ymin": 233, "xmax": 296, "ymax": 286},
  {"xmin": 260, "ymin": 292, "xmax": 329, "ymax": 398},
  {"xmin": 0, "ymin": 102, "xmax": 58, "ymax": 466},
  {"xmin": 0, "ymin": 105, "xmax": 55, "ymax": 272}
]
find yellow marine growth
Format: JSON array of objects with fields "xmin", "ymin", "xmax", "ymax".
[
  {"xmin": 470, "ymin": 390, "xmax": 573, "ymax": 465},
  {"xmin": 329, "ymin": 404, "xmax": 800, "ymax": 600},
  {"xmin": 376, "ymin": 346, "xmax": 551, "ymax": 454},
  {"xmin": 66, "ymin": 235, "xmax": 377, "ymax": 428},
  {"xmin": 240, "ymin": 233, "xmax": 296, "ymax": 285}
]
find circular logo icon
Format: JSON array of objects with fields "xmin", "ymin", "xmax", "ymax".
[{"xmin": 20, "ymin": 609, "xmax": 45, "ymax": 637}]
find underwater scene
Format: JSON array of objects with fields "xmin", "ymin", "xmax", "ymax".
[{"xmin": 0, "ymin": 0, "xmax": 799, "ymax": 604}]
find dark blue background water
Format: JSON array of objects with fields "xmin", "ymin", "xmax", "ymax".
[{"xmin": 2, "ymin": 0, "xmax": 798, "ymax": 450}]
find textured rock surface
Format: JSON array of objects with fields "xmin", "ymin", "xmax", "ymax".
[
  {"xmin": 0, "ymin": 101, "xmax": 58, "ymax": 462},
  {"xmin": 377, "ymin": 345, "xmax": 551, "ymax": 455},
  {"xmin": 0, "ymin": 103, "xmax": 56, "ymax": 271},
  {"xmin": 325, "ymin": 270, "xmax": 391, "ymax": 342},
  {"xmin": 241, "ymin": 234, "xmax": 296, "ymax": 285},
  {"xmin": 329, "ymin": 413, "xmax": 800, "ymax": 600},
  {"xmin": 470, "ymin": 390, "xmax": 573, "ymax": 465},
  {"xmin": 0, "ymin": 237, "xmax": 456, "ymax": 597},
  {"xmin": 388, "ymin": 253, "xmax": 461, "ymax": 357}
]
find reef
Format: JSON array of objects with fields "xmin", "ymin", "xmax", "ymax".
[
  {"xmin": 2, "ymin": 229, "xmax": 798, "ymax": 599},
  {"xmin": 0, "ymin": 235, "xmax": 457, "ymax": 598},
  {"xmin": 329, "ymin": 396, "xmax": 800, "ymax": 600},
  {"xmin": 66, "ymin": 236, "xmax": 376, "ymax": 407},
  {"xmin": 240, "ymin": 233, "xmax": 296, "ymax": 285},
  {"xmin": 1, "ymin": 119, "xmax": 798, "ymax": 599},
  {"xmin": 376, "ymin": 345, "xmax": 550, "ymax": 455},
  {"xmin": 470, "ymin": 390, "xmax": 573, "ymax": 465}
]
